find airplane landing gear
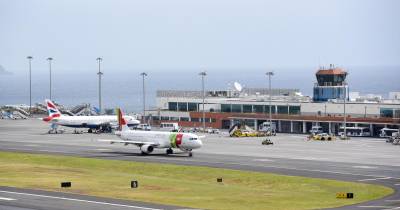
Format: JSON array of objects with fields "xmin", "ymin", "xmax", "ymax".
[
  {"xmin": 88, "ymin": 129, "xmax": 92, "ymax": 133},
  {"xmin": 48, "ymin": 124, "xmax": 64, "ymax": 134},
  {"xmin": 188, "ymin": 151, "xmax": 193, "ymax": 157},
  {"xmin": 73, "ymin": 129, "xmax": 83, "ymax": 134},
  {"xmin": 166, "ymin": 148, "xmax": 173, "ymax": 155}
]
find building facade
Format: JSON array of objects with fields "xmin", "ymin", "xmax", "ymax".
[{"xmin": 146, "ymin": 68, "xmax": 400, "ymax": 136}]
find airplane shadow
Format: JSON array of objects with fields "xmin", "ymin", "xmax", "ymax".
[{"xmin": 93, "ymin": 151, "xmax": 190, "ymax": 159}]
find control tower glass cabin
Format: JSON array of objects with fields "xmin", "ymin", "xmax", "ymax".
[{"xmin": 313, "ymin": 65, "xmax": 349, "ymax": 102}]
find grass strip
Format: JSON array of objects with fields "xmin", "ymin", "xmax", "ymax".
[{"xmin": 0, "ymin": 151, "xmax": 393, "ymax": 210}]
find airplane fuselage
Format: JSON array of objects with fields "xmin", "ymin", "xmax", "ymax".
[
  {"xmin": 48, "ymin": 115, "xmax": 138, "ymax": 129},
  {"xmin": 117, "ymin": 130, "xmax": 203, "ymax": 151}
]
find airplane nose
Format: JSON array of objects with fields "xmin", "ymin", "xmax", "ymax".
[{"xmin": 196, "ymin": 140, "xmax": 203, "ymax": 148}]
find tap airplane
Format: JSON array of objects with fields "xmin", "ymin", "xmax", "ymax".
[
  {"xmin": 42, "ymin": 99, "xmax": 139, "ymax": 133},
  {"xmin": 100, "ymin": 108, "xmax": 203, "ymax": 157}
]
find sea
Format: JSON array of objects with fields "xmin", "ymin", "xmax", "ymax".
[{"xmin": 0, "ymin": 66, "xmax": 399, "ymax": 113}]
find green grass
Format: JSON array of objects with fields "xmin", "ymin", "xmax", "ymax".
[{"xmin": 0, "ymin": 151, "xmax": 393, "ymax": 210}]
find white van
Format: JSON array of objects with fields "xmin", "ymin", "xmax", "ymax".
[
  {"xmin": 160, "ymin": 122, "xmax": 180, "ymax": 132},
  {"xmin": 379, "ymin": 128, "xmax": 399, "ymax": 138},
  {"xmin": 309, "ymin": 126, "xmax": 323, "ymax": 134}
]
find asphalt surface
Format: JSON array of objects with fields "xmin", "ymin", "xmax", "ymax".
[{"xmin": 0, "ymin": 119, "xmax": 399, "ymax": 210}]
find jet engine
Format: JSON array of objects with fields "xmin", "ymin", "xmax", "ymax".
[{"xmin": 140, "ymin": 145, "xmax": 154, "ymax": 154}]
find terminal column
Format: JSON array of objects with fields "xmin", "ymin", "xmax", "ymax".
[
  {"xmin": 329, "ymin": 122, "xmax": 332, "ymax": 134},
  {"xmin": 370, "ymin": 124, "xmax": 373, "ymax": 136},
  {"xmin": 302, "ymin": 121, "xmax": 306, "ymax": 133},
  {"xmin": 290, "ymin": 121, "xmax": 293, "ymax": 133},
  {"xmin": 278, "ymin": 120, "xmax": 282, "ymax": 132}
]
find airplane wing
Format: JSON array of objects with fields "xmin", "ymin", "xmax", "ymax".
[{"xmin": 98, "ymin": 139, "xmax": 159, "ymax": 147}]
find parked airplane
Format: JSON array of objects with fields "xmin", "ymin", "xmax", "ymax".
[
  {"xmin": 100, "ymin": 108, "xmax": 203, "ymax": 157},
  {"xmin": 42, "ymin": 99, "xmax": 140, "ymax": 133}
]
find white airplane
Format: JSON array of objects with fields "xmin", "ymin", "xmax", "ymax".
[
  {"xmin": 100, "ymin": 108, "xmax": 203, "ymax": 157},
  {"xmin": 42, "ymin": 99, "xmax": 140, "ymax": 133}
]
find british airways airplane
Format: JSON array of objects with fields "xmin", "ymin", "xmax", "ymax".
[{"xmin": 42, "ymin": 99, "xmax": 140, "ymax": 133}]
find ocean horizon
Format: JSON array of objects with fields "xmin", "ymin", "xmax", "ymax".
[{"xmin": 0, "ymin": 66, "xmax": 399, "ymax": 113}]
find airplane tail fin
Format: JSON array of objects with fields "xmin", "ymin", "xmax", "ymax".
[
  {"xmin": 43, "ymin": 99, "xmax": 62, "ymax": 122},
  {"xmin": 117, "ymin": 108, "xmax": 129, "ymax": 131}
]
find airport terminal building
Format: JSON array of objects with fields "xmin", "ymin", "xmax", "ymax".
[{"xmin": 146, "ymin": 67, "xmax": 400, "ymax": 136}]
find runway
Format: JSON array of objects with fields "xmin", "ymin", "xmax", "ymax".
[
  {"xmin": 1, "ymin": 119, "xmax": 400, "ymax": 209},
  {"xmin": 0, "ymin": 186, "xmax": 185, "ymax": 210}
]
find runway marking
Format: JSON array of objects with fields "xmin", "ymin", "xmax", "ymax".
[
  {"xmin": 0, "ymin": 190, "xmax": 161, "ymax": 210},
  {"xmin": 386, "ymin": 200, "xmax": 400, "ymax": 202},
  {"xmin": 23, "ymin": 144, "xmax": 39, "ymax": 147},
  {"xmin": 93, "ymin": 148, "xmax": 112, "ymax": 151},
  {"xmin": 353, "ymin": 166, "xmax": 378, "ymax": 169},
  {"xmin": 39, "ymin": 149, "xmax": 65, "ymax": 153},
  {"xmin": 0, "ymin": 196, "xmax": 16, "ymax": 201},
  {"xmin": 395, "ymin": 183, "xmax": 400, "ymax": 186},
  {"xmin": 252, "ymin": 159, "xmax": 275, "ymax": 162},
  {"xmin": 2, "ymin": 146, "xmax": 399, "ymax": 180},
  {"xmin": 358, "ymin": 177, "xmax": 392, "ymax": 182},
  {"xmin": 358, "ymin": 206, "xmax": 396, "ymax": 208},
  {"xmin": 131, "ymin": 156, "xmax": 394, "ymax": 179}
]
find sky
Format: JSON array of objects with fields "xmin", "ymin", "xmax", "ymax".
[{"xmin": 0, "ymin": 0, "xmax": 399, "ymax": 74}]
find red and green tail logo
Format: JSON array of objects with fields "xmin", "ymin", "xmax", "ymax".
[{"xmin": 169, "ymin": 133, "xmax": 183, "ymax": 148}]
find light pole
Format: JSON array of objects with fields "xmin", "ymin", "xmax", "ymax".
[
  {"xmin": 27, "ymin": 56, "xmax": 33, "ymax": 115},
  {"xmin": 199, "ymin": 71, "xmax": 207, "ymax": 132},
  {"xmin": 343, "ymin": 83, "xmax": 347, "ymax": 138},
  {"xmin": 96, "ymin": 57, "xmax": 103, "ymax": 114},
  {"xmin": 266, "ymin": 72, "xmax": 274, "ymax": 129},
  {"xmin": 364, "ymin": 106, "xmax": 367, "ymax": 118},
  {"xmin": 140, "ymin": 72, "xmax": 147, "ymax": 123},
  {"xmin": 47, "ymin": 57, "xmax": 53, "ymax": 100}
]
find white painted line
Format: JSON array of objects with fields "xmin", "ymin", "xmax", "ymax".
[
  {"xmin": 358, "ymin": 177, "xmax": 392, "ymax": 182},
  {"xmin": 386, "ymin": 200, "xmax": 400, "ymax": 202},
  {"xmin": 395, "ymin": 183, "xmax": 400, "ymax": 186},
  {"xmin": 0, "ymin": 190, "xmax": 161, "ymax": 210},
  {"xmin": 352, "ymin": 166, "xmax": 378, "ymax": 169},
  {"xmin": 358, "ymin": 206, "xmax": 396, "ymax": 208},
  {"xmin": 23, "ymin": 144, "xmax": 39, "ymax": 147},
  {"xmin": 93, "ymin": 148, "xmax": 111, "ymax": 151},
  {"xmin": 135, "ymin": 156, "xmax": 395, "ymax": 179},
  {"xmin": 0, "ymin": 196, "xmax": 16, "ymax": 201},
  {"xmin": 3, "ymin": 144, "xmax": 398, "ymax": 180},
  {"xmin": 252, "ymin": 159, "xmax": 275, "ymax": 162}
]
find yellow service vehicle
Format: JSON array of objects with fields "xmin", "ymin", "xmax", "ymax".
[
  {"xmin": 309, "ymin": 133, "xmax": 335, "ymax": 141},
  {"xmin": 229, "ymin": 123, "xmax": 266, "ymax": 137}
]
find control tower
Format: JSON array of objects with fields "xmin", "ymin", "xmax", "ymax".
[{"xmin": 313, "ymin": 64, "xmax": 348, "ymax": 102}]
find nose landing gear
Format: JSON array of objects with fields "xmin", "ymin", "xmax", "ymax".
[{"xmin": 166, "ymin": 148, "xmax": 173, "ymax": 155}]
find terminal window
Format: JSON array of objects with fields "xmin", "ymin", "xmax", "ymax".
[
  {"xmin": 168, "ymin": 102, "xmax": 178, "ymax": 111},
  {"xmin": 178, "ymin": 102, "xmax": 188, "ymax": 111},
  {"xmin": 180, "ymin": 117, "xmax": 189, "ymax": 121},
  {"xmin": 277, "ymin": 106, "xmax": 289, "ymax": 114},
  {"xmin": 188, "ymin": 103, "xmax": 198, "ymax": 112},
  {"xmin": 221, "ymin": 104, "xmax": 231, "ymax": 113},
  {"xmin": 289, "ymin": 106, "xmax": 301, "ymax": 115},
  {"xmin": 243, "ymin": 105, "xmax": 252, "ymax": 113},
  {"xmin": 253, "ymin": 105, "xmax": 264, "ymax": 113},
  {"xmin": 232, "ymin": 104, "xmax": 242, "ymax": 113},
  {"xmin": 264, "ymin": 105, "xmax": 276, "ymax": 114},
  {"xmin": 380, "ymin": 108, "xmax": 393, "ymax": 118}
]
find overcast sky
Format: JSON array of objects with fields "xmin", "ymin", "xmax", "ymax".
[{"xmin": 0, "ymin": 0, "xmax": 399, "ymax": 74}]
